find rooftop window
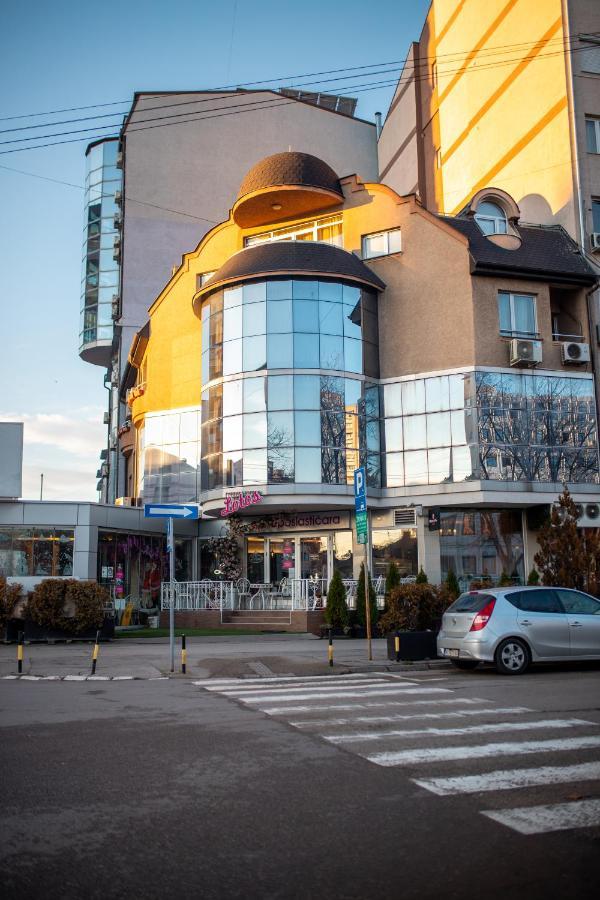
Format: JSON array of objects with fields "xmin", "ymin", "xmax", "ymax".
[{"xmin": 474, "ymin": 200, "xmax": 508, "ymax": 236}]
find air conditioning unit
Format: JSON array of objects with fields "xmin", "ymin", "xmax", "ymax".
[
  {"xmin": 560, "ymin": 341, "xmax": 590, "ymax": 365},
  {"xmin": 111, "ymin": 294, "xmax": 121, "ymax": 319},
  {"xmin": 116, "ymin": 151, "xmax": 123, "ymax": 169},
  {"xmin": 590, "ymin": 232, "xmax": 600, "ymax": 252},
  {"xmin": 394, "ymin": 508, "xmax": 418, "ymax": 527},
  {"xmin": 113, "ymin": 213, "xmax": 122, "ymax": 229},
  {"xmin": 114, "ymin": 190, "xmax": 123, "ymax": 206},
  {"xmin": 103, "ymin": 411, "xmax": 110, "ymax": 425},
  {"xmin": 509, "ymin": 338, "xmax": 542, "ymax": 367}
]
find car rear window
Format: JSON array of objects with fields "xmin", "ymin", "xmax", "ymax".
[
  {"xmin": 506, "ymin": 590, "xmax": 563, "ymax": 613},
  {"xmin": 448, "ymin": 593, "xmax": 496, "ymax": 613}
]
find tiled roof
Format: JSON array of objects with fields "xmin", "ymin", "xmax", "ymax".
[
  {"xmin": 198, "ymin": 241, "xmax": 385, "ymax": 296},
  {"xmin": 440, "ymin": 217, "xmax": 596, "ymax": 285},
  {"xmin": 237, "ymin": 152, "xmax": 343, "ymax": 200}
]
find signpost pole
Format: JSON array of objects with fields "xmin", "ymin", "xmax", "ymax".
[
  {"xmin": 353, "ymin": 466, "xmax": 372, "ymax": 662},
  {"xmin": 167, "ymin": 517, "xmax": 175, "ymax": 673}
]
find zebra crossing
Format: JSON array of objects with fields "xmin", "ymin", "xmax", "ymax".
[{"xmin": 193, "ymin": 672, "xmax": 600, "ymax": 835}]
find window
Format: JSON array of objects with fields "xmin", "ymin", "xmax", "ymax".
[
  {"xmin": 361, "ymin": 228, "xmax": 401, "ymax": 259},
  {"xmin": 197, "ymin": 271, "xmax": 216, "ymax": 289},
  {"xmin": 586, "ymin": 118, "xmax": 600, "ymax": 154},
  {"xmin": 592, "ymin": 199, "xmax": 600, "ymax": 233},
  {"xmin": 497, "ymin": 291, "xmax": 537, "ymax": 337},
  {"xmin": 245, "ymin": 215, "xmax": 342, "ymax": 248},
  {"xmin": 507, "ymin": 590, "xmax": 563, "ymax": 613},
  {"xmin": 555, "ymin": 589, "xmax": 600, "ymax": 615},
  {"xmin": 581, "ymin": 43, "xmax": 600, "ymax": 75},
  {"xmin": 474, "ymin": 201, "xmax": 508, "ymax": 235}
]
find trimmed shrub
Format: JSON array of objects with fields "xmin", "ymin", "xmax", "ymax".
[
  {"xmin": 469, "ymin": 576, "xmax": 493, "ymax": 591},
  {"xmin": 26, "ymin": 579, "xmax": 108, "ymax": 634},
  {"xmin": 0, "ymin": 576, "xmax": 22, "ymax": 628},
  {"xmin": 527, "ymin": 567, "xmax": 540, "ymax": 585},
  {"xmin": 498, "ymin": 570, "xmax": 512, "ymax": 587},
  {"xmin": 385, "ymin": 562, "xmax": 401, "ymax": 598},
  {"xmin": 415, "ymin": 567, "xmax": 428, "ymax": 584},
  {"xmin": 445, "ymin": 569, "xmax": 460, "ymax": 600},
  {"xmin": 378, "ymin": 583, "xmax": 453, "ymax": 634},
  {"xmin": 356, "ymin": 563, "xmax": 377, "ymax": 629},
  {"xmin": 324, "ymin": 570, "xmax": 348, "ymax": 629}
]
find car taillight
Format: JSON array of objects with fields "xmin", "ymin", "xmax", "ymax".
[{"xmin": 469, "ymin": 598, "xmax": 496, "ymax": 631}]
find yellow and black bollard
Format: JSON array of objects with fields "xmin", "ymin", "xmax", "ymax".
[
  {"xmin": 17, "ymin": 631, "xmax": 24, "ymax": 675},
  {"xmin": 395, "ymin": 630, "xmax": 400, "ymax": 663},
  {"xmin": 181, "ymin": 634, "xmax": 187, "ymax": 674},
  {"xmin": 328, "ymin": 627, "xmax": 333, "ymax": 668},
  {"xmin": 91, "ymin": 630, "xmax": 100, "ymax": 675}
]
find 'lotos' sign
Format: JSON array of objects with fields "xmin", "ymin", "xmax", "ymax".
[{"xmin": 221, "ymin": 491, "xmax": 263, "ymax": 517}]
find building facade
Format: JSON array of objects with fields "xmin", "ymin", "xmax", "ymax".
[
  {"xmin": 122, "ymin": 150, "xmax": 599, "ymax": 591},
  {"xmin": 79, "ymin": 91, "xmax": 379, "ymax": 504}
]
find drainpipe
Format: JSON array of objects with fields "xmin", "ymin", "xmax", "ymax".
[
  {"xmin": 375, "ymin": 112, "xmax": 382, "ymax": 140},
  {"xmin": 561, "ymin": 0, "xmax": 586, "ymax": 247}
]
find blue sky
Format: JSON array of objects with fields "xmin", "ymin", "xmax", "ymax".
[{"xmin": 0, "ymin": 0, "xmax": 429, "ymax": 501}]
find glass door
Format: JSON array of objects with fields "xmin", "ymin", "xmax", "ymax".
[
  {"xmin": 247, "ymin": 536, "xmax": 265, "ymax": 583},
  {"xmin": 270, "ymin": 538, "xmax": 296, "ymax": 583},
  {"xmin": 300, "ymin": 536, "xmax": 328, "ymax": 579}
]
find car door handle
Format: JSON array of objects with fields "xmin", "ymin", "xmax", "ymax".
[
  {"xmin": 569, "ymin": 621, "xmax": 583, "ymax": 627},
  {"xmin": 520, "ymin": 620, "xmax": 532, "ymax": 626}
]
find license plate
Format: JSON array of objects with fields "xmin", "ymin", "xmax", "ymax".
[{"xmin": 448, "ymin": 648, "xmax": 460, "ymax": 659}]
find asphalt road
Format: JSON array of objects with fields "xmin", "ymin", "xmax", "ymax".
[{"xmin": 1, "ymin": 665, "xmax": 600, "ymax": 900}]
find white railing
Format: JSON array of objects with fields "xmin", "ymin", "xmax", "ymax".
[{"xmin": 161, "ymin": 580, "xmax": 234, "ymax": 611}]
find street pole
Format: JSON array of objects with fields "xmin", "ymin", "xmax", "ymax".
[
  {"xmin": 39, "ymin": 473, "xmax": 43, "ymax": 501},
  {"xmin": 365, "ymin": 532, "xmax": 372, "ymax": 662},
  {"xmin": 168, "ymin": 517, "xmax": 175, "ymax": 673}
]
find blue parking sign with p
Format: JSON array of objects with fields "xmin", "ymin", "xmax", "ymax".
[{"xmin": 354, "ymin": 466, "xmax": 366, "ymax": 512}]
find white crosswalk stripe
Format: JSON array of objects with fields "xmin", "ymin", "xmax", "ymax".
[
  {"xmin": 414, "ymin": 761, "xmax": 600, "ymax": 796},
  {"xmin": 197, "ymin": 673, "xmax": 600, "ymax": 835},
  {"xmin": 482, "ymin": 799, "xmax": 600, "ymax": 834}
]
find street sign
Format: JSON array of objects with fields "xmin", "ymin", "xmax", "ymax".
[
  {"xmin": 144, "ymin": 503, "xmax": 200, "ymax": 519},
  {"xmin": 354, "ymin": 467, "xmax": 368, "ymax": 544}
]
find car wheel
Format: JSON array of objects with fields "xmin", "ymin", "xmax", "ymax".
[
  {"xmin": 450, "ymin": 659, "xmax": 480, "ymax": 670},
  {"xmin": 495, "ymin": 638, "xmax": 530, "ymax": 675}
]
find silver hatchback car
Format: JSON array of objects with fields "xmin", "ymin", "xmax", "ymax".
[{"xmin": 437, "ymin": 586, "xmax": 600, "ymax": 675}]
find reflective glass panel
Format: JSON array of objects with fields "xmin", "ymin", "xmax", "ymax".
[
  {"xmin": 343, "ymin": 304, "xmax": 362, "ymax": 339},
  {"xmin": 243, "ymin": 449, "xmax": 267, "ymax": 484},
  {"xmin": 452, "ymin": 445, "xmax": 474, "ymax": 481},
  {"xmin": 428, "ymin": 447, "xmax": 451, "ymax": 483},
  {"xmin": 403, "ymin": 415, "xmax": 427, "ymax": 450},
  {"xmin": 222, "ymin": 415, "xmax": 243, "ymax": 451},
  {"xmin": 384, "ymin": 382, "xmax": 402, "ymax": 417},
  {"xmin": 386, "ymin": 452, "xmax": 404, "ymax": 487},
  {"xmin": 293, "ymin": 298, "xmax": 319, "ymax": 332},
  {"xmin": 293, "ymin": 280, "xmax": 319, "ymax": 300},
  {"xmin": 223, "ymin": 305, "xmax": 243, "ymax": 341},
  {"xmin": 295, "ymin": 411, "xmax": 321, "ymax": 445},
  {"xmin": 425, "ymin": 376, "xmax": 449, "ymax": 412},
  {"xmin": 320, "ymin": 334, "xmax": 344, "ymax": 369},
  {"xmin": 267, "ymin": 298, "xmax": 292, "ymax": 333},
  {"xmin": 243, "ymin": 377, "xmax": 265, "ymax": 413},
  {"xmin": 294, "ymin": 333, "xmax": 320, "ymax": 368},
  {"xmin": 450, "ymin": 410, "xmax": 467, "ymax": 445},
  {"xmin": 426, "ymin": 412, "xmax": 451, "ymax": 447},
  {"xmin": 321, "ymin": 376, "xmax": 344, "ymax": 409},
  {"xmin": 224, "ymin": 286, "xmax": 243, "ymax": 308},
  {"xmin": 223, "ymin": 338, "xmax": 243, "ymax": 375},
  {"xmin": 243, "ymin": 300, "xmax": 266, "ymax": 337},
  {"xmin": 366, "ymin": 420, "xmax": 380, "ymax": 452},
  {"xmin": 267, "ymin": 333, "xmax": 293, "ymax": 368},
  {"xmin": 268, "ymin": 375, "xmax": 294, "ymax": 410},
  {"xmin": 180, "ymin": 411, "xmax": 199, "ymax": 443},
  {"xmin": 268, "ymin": 411, "xmax": 294, "ymax": 447},
  {"xmin": 243, "ymin": 412, "xmax": 267, "ymax": 448},
  {"xmin": 268, "ymin": 447, "xmax": 294, "ymax": 483},
  {"xmin": 266, "ymin": 280, "xmax": 292, "ymax": 300},
  {"xmin": 319, "ymin": 281, "xmax": 343, "ymax": 302},
  {"xmin": 322, "ymin": 447, "xmax": 346, "ymax": 483},
  {"xmin": 243, "ymin": 282, "xmax": 266, "ymax": 303},
  {"xmin": 344, "ymin": 338, "xmax": 362, "ymax": 374},
  {"xmin": 295, "ymin": 447, "xmax": 321, "ymax": 482},
  {"xmin": 345, "ymin": 379, "xmax": 362, "ymax": 411},
  {"xmin": 322, "ymin": 411, "xmax": 345, "ymax": 447},
  {"xmin": 223, "ymin": 379, "xmax": 243, "ymax": 417},
  {"xmin": 243, "ymin": 335, "xmax": 266, "ymax": 371},
  {"xmin": 385, "ymin": 418, "xmax": 403, "ymax": 452},
  {"xmin": 319, "ymin": 301, "xmax": 343, "ymax": 335},
  {"xmin": 294, "ymin": 375, "xmax": 320, "ymax": 409},
  {"xmin": 223, "ymin": 450, "xmax": 243, "ymax": 486},
  {"xmin": 402, "ymin": 380, "xmax": 425, "ymax": 415},
  {"xmin": 404, "ymin": 449, "xmax": 429, "ymax": 485}
]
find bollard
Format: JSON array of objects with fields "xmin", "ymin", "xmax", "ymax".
[
  {"xmin": 395, "ymin": 630, "xmax": 400, "ymax": 663},
  {"xmin": 328, "ymin": 627, "xmax": 333, "ymax": 668},
  {"xmin": 91, "ymin": 630, "xmax": 100, "ymax": 675},
  {"xmin": 181, "ymin": 634, "xmax": 187, "ymax": 675},
  {"xmin": 17, "ymin": 631, "xmax": 24, "ymax": 675}
]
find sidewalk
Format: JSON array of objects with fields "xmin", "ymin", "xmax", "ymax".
[{"xmin": 0, "ymin": 634, "xmax": 449, "ymax": 680}]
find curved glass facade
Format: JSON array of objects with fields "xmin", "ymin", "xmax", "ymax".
[
  {"xmin": 200, "ymin": 277, "xmax": 381, "ymax": 491},
  {"xmin": 79, "ymin": 139, "xmax": 122, "ymax": 362}
]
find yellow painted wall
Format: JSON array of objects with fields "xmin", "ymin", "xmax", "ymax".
[{"xmin": 421, "ymin": 0, "xmax": 575, "ymax": 232}]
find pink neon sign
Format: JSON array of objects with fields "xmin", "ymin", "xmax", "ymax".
[{"xmin": 221, "ymin": 491, "xmax": 264, "ymax": 517}]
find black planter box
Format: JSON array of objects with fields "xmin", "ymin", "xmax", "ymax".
[
  {"xmin": 22, "ymin": 616, "xmax": 114, "ymax": 642},
  {"xmin": 386, "ymin": 630, "xmax": 438, "ymax": 661}
]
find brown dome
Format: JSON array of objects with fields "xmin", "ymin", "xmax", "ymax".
[
  {"xmin": 237, "ymin": 152, "xmax": 342, "ymax": 200},
  {"xmin": 233, "ymin": 152, "xmax": 344, "ymax": 228}
]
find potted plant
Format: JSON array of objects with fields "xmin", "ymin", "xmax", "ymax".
[
  {"xmin": 321, "ymin": 570, "xmax": 349, "ymax": 637},
  {"xmin": 379, "ymin": 582, "xmax": 452, "ymax": 661}
]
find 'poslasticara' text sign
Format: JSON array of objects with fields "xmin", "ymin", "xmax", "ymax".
[{"xmin": 221, "ymin": 491, "xmax": 263, "ymax": 516}]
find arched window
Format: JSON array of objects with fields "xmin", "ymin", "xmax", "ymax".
[{"xmin": 474, "ymin": 200, "xmax": 508, "ymax": 236}]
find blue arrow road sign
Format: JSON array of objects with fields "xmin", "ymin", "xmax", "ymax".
[{"xmin": 144, "ymin": 503, "xmax": 200, "ymax": 519}]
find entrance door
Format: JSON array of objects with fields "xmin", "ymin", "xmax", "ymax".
[
  {"xmin": 270, "ymin": 538, "xmax": 296, "ymax": 583},
  {"xmin": 300, "ymin": 536, "xmax": 328, "ymax": 579}
]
